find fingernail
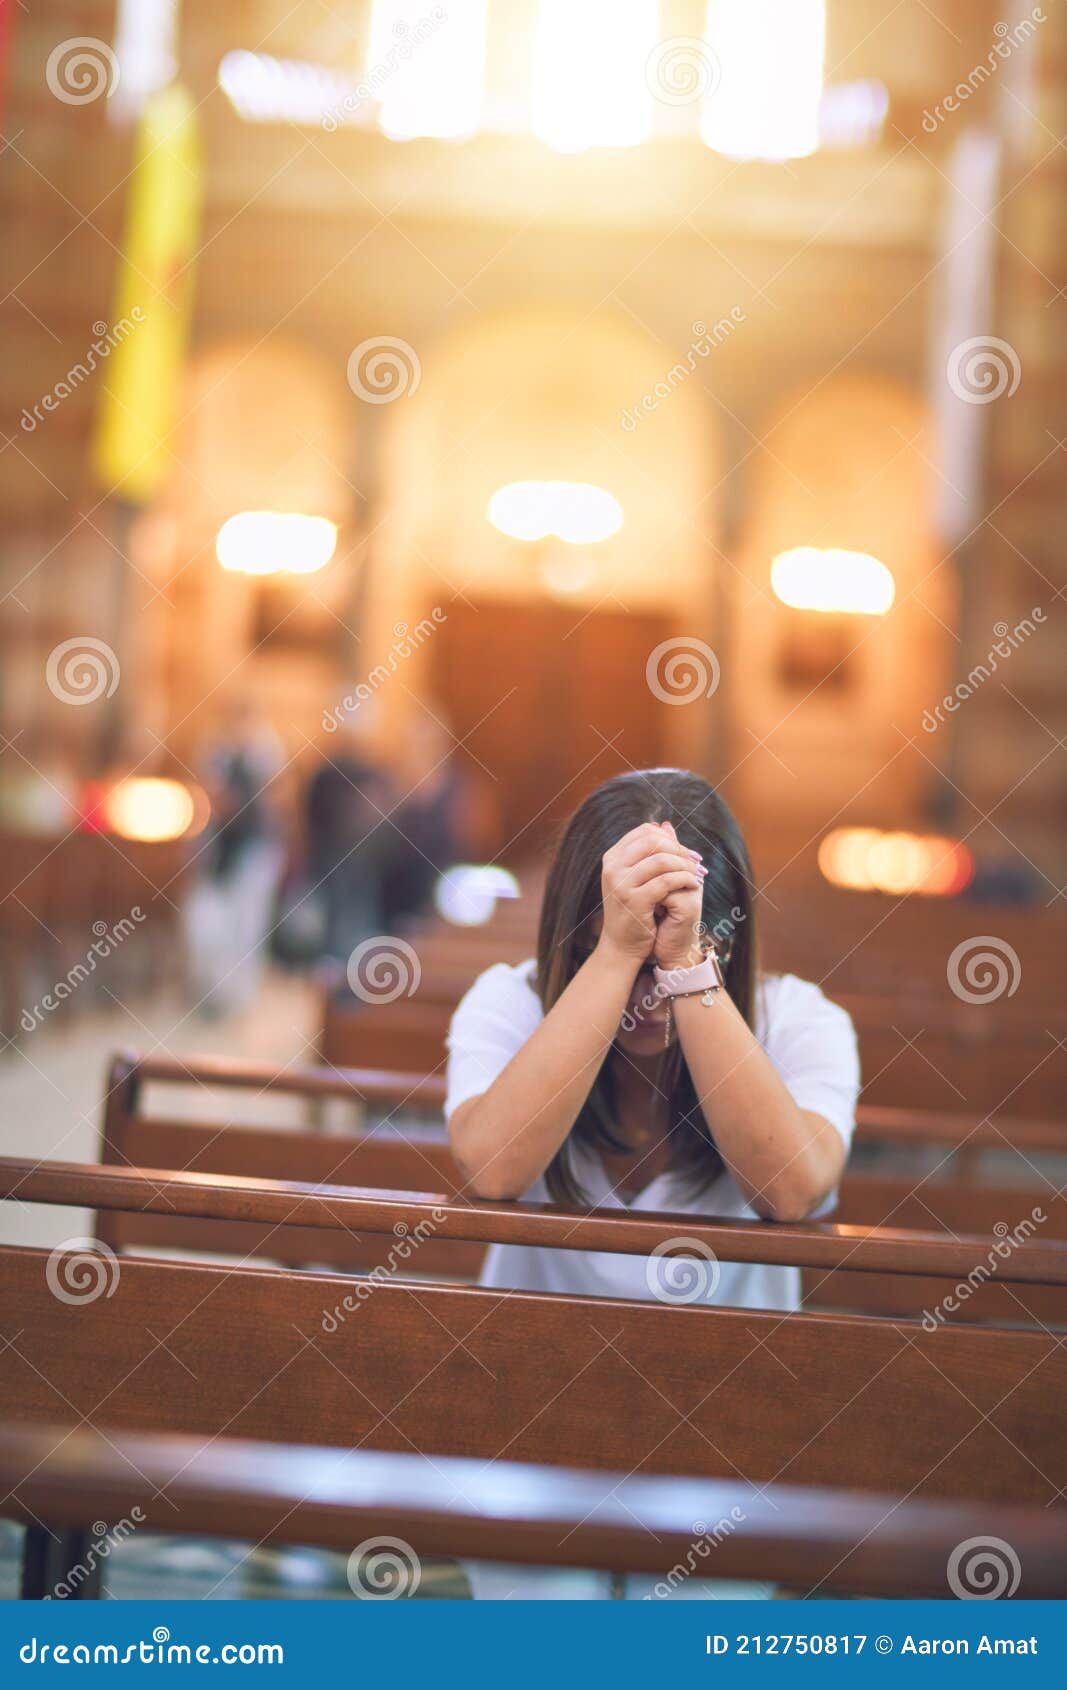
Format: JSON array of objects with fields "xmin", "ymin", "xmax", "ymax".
[
  {"xmin": 687, "ymin": 848, "xmax": 703, "ymax": 860},
  {"xmin": 696, "ymin": 865, "xmax": 708, "ymax": 877}
]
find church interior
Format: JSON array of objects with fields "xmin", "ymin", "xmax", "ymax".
[{"xmin": 0, "ymin": 0, "xmax": 1065, "ymax": 1605}]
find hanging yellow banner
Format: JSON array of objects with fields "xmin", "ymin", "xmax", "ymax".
[{"xmin": 92, "ymin": 81, "xmax": 202, "ymax": 503}]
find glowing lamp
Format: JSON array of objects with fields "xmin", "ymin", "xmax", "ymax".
[
  {"xmin": 216, "ymin": 512, "xmax": 338, "ymax": 576},
  {"xmin": 771, "ymin": 547, "xmax": 895, "ymax": 615},
  {"xmin": 818, "ymin": 829, "xmax": 975, "ymax": 898},
  {"xmin": 103, "ymin": 778, "xmax": 206, "ymax": 842},
  {"xmin": 487, "ymin": 482, "xmax": 623, "ymax": 545},
  {"xmin": 434, "ymin": 864, "xmax": 520, "ymax": 927}
]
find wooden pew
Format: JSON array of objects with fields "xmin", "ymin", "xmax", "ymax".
[
  {"xmin": 93, "ymin": 1054, "xmax": 1067, "ymax": 1324},
  {"xmin": 4, "ymin": 1423, "xmax": 1066, "ymax": 1599},
  {"xmin": 4, "ymin": 1158, "xmax": 1067, "ymax": 1524},
  {"xmin": 319, "ymin": 984, "xmax": 1067, "ymax": 1121}
]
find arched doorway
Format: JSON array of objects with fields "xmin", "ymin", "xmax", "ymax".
[{"xmin": 366, "ymin": 306, "xmax": 721, "ymax": 854}]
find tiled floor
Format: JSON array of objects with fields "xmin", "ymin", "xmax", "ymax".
[
  {"xmin": 0, "ymin": 1520, "xmax": 470, "ymax": 1600},
  {"xmin": 0, "ymin": 968, "xmax": 321, "ymax": 1250}
]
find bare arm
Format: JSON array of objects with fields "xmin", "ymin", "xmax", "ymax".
[
  {"xmin": 654, "ymin": 820, "xmax": 844, "ymax": 1221},
  {"xmin": 672, "ymin": 987, "xmax": 845, "ymax": 1222},
  {"xmin": 447, "ymin": 946, "xmax": 637, "ymax": 1199},
  {"xmin": 448, "ymin": 823, "xmax": 705, "ymax": 1199}
]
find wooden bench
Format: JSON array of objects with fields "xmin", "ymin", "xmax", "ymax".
[
  {"xmin": 93, "ymin": 1054, "xmax": 1067, "ymax": 1326},
  {"xmin": 319, "ymin": 984, "xmax": 1067, "ymax": 1120},
  {"xmin": 5, "ymin": 1423, "xmax": 1066, "ymax": 1599},
  {"xmin": 4, "ymin": 1157, "xmax": 1067, "ymax": 1510}
]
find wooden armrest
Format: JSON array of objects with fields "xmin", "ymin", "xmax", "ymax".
[{"xmin": 114, "ymin": 1050, "xmax": 448, "ymax": 1108}]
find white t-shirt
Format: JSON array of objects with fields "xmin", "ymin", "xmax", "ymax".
[{"xmin": 445, "ymin": 961, "xmax": 860, "ymax": 1314}]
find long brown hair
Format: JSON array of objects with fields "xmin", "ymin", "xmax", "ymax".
[{"xmin": 536, "ymin": 768, "xmax": 758, "ymax": 1206}]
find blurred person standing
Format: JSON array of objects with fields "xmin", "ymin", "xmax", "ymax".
[
  {"xmin": 382, "ymin": 711, "xmax": 483, "ymax": 930},
  {"xmin": 183, "ymin": 696, "xmax": 286, "ymax": 1017},
  {"xmin": 303, "ymin": 709, "xmax": 395, "ymax": 974}
]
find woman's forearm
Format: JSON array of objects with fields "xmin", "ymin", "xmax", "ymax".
[
  {"xmin": 448, "ymin": 945, "xmax": 638, "ymax": 1199},
  {"xmin": 673, "ymin": 989, "xmax": 843, "ymax": 1221}
]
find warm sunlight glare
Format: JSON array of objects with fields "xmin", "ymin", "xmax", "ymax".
[
  {"xmin": 702, "ymin": 0, "xmax": 825, "ymax": 160},
  {"xmin": 532, "ymin": 0, "xmax": 657, "ymax": 152},
  {"xmin": 369, "ymin": 1, "xmax": 486, "ymax": 140}
]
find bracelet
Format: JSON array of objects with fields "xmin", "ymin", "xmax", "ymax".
[
  {"xmin": 653, "ymin": 951, "xmax": 725, "ymax": 999},
  {"xmin": 655, "ymin": 951, "xmax": 725, "ymax": 1050}
]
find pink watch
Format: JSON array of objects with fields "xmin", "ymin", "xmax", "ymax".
[{"xmin": 653, "ymin": 950, "xmax": 726, "ymax": 1002}]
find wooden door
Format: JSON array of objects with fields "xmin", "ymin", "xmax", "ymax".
[{"xmin": 431, "ymin": 601, "xmax": 674, "ymax": 853}]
